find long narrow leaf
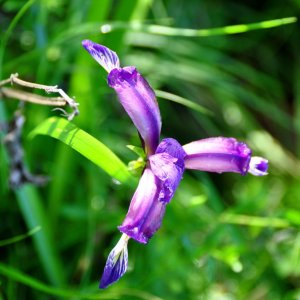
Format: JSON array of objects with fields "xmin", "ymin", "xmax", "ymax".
[
  {"xmin": 52, "ymin": 17, "xmax": 297, "ymax": 46},
  {"xmin": 29, "ymin": 117, "xmax": 134, "ymax": 185},
  {"xmin": 100, "ymin": 16, "xmax": 297, "ymax": 36}
]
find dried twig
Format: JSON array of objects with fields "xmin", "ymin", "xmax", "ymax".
[
  {"xmin": 0, "ymin": 73, "xmax": 79, "ymax": 120},
  {"xmin": 0, "ymin": 88, "xmax": 66, "ymax": 106}
]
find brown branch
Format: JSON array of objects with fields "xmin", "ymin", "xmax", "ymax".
[
  {"xmin": 0, "ymin": 88, "xmax": 67, "ymax": 106},
  {"xmin": 0, "ymin": 73, "xmax": 79, "ymax": 120}
]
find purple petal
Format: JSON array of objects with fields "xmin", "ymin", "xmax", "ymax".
[
  {"xmin": 183, "ymin": 137, "xmax": 252, "ymax": 175},
  {"xmin": 118, "ymin": 139, "xmax": 185, "ymax": 243},
  {"xmin": 149, "ymin": 153, "xmax": 183, "ymax": 203},
  {"xmin": 118, "ymin": 168, "xmax": 164, "ymax": 244},
  {"xmin": 82, "ymin": 40, "xmax": 120, "ymax": 73},
  {"xmin": 100, "ymin": 234, "xmax": 129, "ymax": 289},
  {"xmin": 149, "ymin": 153, "xmax": 178, "ymax": 181},
  {"xmin": 149, "ymin": 138, "xmax": 186, "ymax": 202},
  {"xmin": 248, "ymin": 156, "xmax": 268, "ymax": 176},
  {"xmin": 108, "ymin": 67, "xmax": 161, "ymax": 156},
  {"xmin": 155, "ymin": 138, "xmax": 186, "ymax": 169}
]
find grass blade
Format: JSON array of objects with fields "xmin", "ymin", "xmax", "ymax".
[
  {"xmin": 29, "ymin": 117, "xmax": 134, "ymax": 185},
  {"xmin": 100, "ymin": 17, "xmax": 297, "ymax": 37}
]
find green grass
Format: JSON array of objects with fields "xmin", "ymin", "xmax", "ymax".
[{"xmin": 0, "ymin": 0, "xmax": 299, "ymax": 299}]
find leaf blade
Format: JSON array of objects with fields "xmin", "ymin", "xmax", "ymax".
[
  {"xmin": 29, "ymin": 117, "xmax": 134, "ymax": 185},
  {"xmin": 100, "ymin": 16, "xmax": 297, "ymax": 37}
]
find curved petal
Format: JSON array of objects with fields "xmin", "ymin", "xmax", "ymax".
[
  {"xmin": 99, "ymin": 234, "xmax": 129, "ymax": 289},
  {"xmin": 183, "ymin": 137, "xmax": 252, "ymax": 175},
  {"xmin": 82, "ymin": 40, "xmax": 120, "ymax": 73},
  {"xmin": 118, "ymin": 138, "xmax": 186, "ymax": 243},
  {"xmin": 155, "ymin": 138, "xmax": 186, "ymax": 169},
  {"xmin": 108, "ymin": 67, "xmax": 161, "ymax": 156},
  {"xmin": 118, "ymin": 168, "xmax": 165, "ymax": 244},
  {"xmin": 149, "ymin": 138, "xmax": 186, "ymax": 203}
]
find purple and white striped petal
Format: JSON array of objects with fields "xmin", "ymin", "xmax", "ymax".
[
  {"xmin": 82, "ymin": 40, "xmax": 161, "ymax": 156},
  {"xmin": 118, "ymin": 168, "xmax": 165, "ymax": 244},
  {"xmin": 108, "ymin": 67, "xmax": 161, "ymax": 156},
  {"xmin": 99, "ymin": 234, "xmax": 129, "ymax": 289},
  {"xmin": 183, "ymin": 137, "xmax": 252, "ymax": 175},
  {"xmin": 82, "ymin": 40, "xmax": 120, "ymax": 73}
]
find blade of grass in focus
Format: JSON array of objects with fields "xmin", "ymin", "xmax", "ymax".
[{"xmin": 29, "ymin": 117, "xmax": 135, "ymax": 185}]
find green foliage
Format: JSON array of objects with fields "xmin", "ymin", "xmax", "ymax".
[
  {"xmin": 29, "ymin": 117, "xmax": 135, "ymax": 186},
  {"xmin": 0, "ymin": 0, "xmax": 299, "ymax": 299}
]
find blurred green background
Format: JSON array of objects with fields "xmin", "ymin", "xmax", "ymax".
[{"xmin": 0, "ymin": 0, "xmax": 299, "ymax": 299}]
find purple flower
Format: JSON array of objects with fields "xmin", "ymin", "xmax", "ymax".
[
  {"xmin": 82, "ymin": 40, "xmax": 161, "ymax": 156},
  {"xmin": 82, "ymin": 40, "xmax": 269, "ymax": 289},
  {"xmin": 100, "ymin": 138, "xmax": 185, "ymax": 288},
  {"xmin": 118, "ymin": 138, "xmax": 185, "ymax": 244}
]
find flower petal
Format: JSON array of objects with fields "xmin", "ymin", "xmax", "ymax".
[
  {"xmin": 99, "ymin": 234, "xmax": 129, "ymax": 289},
  {"xmin": 248, "ymin": 156, "xmax": 268, "ymax": 176},
  {"xmin": 119, "ymin": 139, "xmax": 186, "ymax": 243},
  {"xmin": 82, "ymin": 40, "xmax": 120, "ymax": 73},
  {"xmin": 183, "ymin": 137, "xmax": 252, "ymax": 175},
  {"xmin": 149, "ymin": 138, "xmax": 186, "ymax": 202},
  {"xmin": 149, "ymin": 153, "xmax": 183, "ymax": 203},
  {"xmin": 108, "ymin": 67, "xmax": 161, "ymax": 156},
  {"xmin": 118, "ymin": 168, "xmax": 164, "ymax": 244},
  {"xmin": 155, "ymin": 138, "xmax": 186, "ymax": 169}
]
